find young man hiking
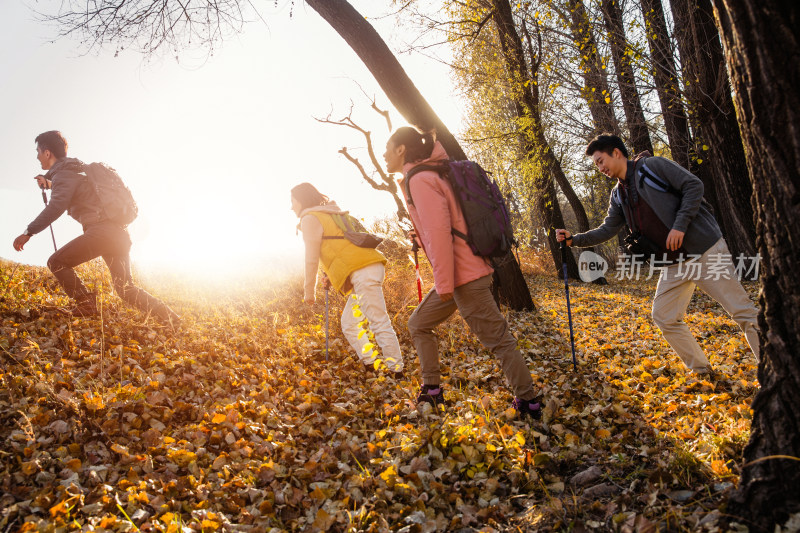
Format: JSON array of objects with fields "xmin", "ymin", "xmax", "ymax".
[
  {"xmin": 556, "ymin": 133, "xmax": 759, "ymax": 375},
  {"xmin": 12, "ymin": 130, "xmax": 179, "ymax": 325}
]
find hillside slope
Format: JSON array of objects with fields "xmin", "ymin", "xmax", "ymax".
[{"xmin": 0, "ymin": 257, "xmax": 759, "ymax": 531}]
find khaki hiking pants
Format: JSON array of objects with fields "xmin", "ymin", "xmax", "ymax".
[
  {"xmin": 652, "ymin": 237, "xmax": 760, "ymax": 372},
  {"xmin": 408, "ymin": 274, "xmax": 535, "ymax": 400}
]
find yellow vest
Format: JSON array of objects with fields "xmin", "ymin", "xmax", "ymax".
[{"xmin": 309, "ymin": 212, "xmax": 386, "ymax": 294}]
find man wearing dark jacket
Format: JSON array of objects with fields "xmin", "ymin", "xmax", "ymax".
[
  {"xmin": 13, "ymin": 130, "xmax": 179, "ymax": 325},
  {"xmin": 556, "ymin": 134, "xmax": 758, "ymax": 374}
]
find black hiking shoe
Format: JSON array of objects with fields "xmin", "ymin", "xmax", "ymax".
[
  {"xmin": 513, "ymin": 397, "xmax": 543, "ymax": 420},
  {"xmin": 416, "ymin": 384, "xmax": 445, "ymax": 406}
]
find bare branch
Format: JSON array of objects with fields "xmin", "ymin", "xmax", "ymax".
[
  {"xmin": 339, "ymin": 148, "xmax": 386, "ymax": 191},
  {"xmin": 371, "ymin": 100, "xmax": 392, "ymax": 132},
  {"xmin": 314, "ymin": 104, "xmax": 409, "ymax": 222}
]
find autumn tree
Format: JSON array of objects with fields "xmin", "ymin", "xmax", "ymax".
[
  {"xmin": 670, "ymin": 0, "xmax": 757, "ymax": 260},
  {"xmin": 438, "ymin": 0, "xmax": 584, "ymax": 276},
  {"xmin": 710, "ymin": 0, "xmax": 800, "ymax": 529},
  {"xmin": 599, "ymin": 0, "xmax": 653, "ymax": 155},
  {"xmin": 558, "ymin": 0, "xmax": 620, "ymax": 137},
  {"xmin": 639, "ymin": 0, "xmax": 691, "ymax": 169}
]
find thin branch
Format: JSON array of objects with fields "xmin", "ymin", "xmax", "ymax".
[{"xmin": 339, "ymin": 148, "xmax": 386, "ymax": 191}]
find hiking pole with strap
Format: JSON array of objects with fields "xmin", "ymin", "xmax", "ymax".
[
  {"xmin": 39, "ymin": 185, "xmax": 57, "ymax": 252},
  {"xmin": 412, "ymin": 242, "xmax": 423, "ymax": 303},
  {"xmin": 560, "ymin": 240, "xmax": 577, "ymax": 371},
  {"xmin": 324, "ymin": 286, "xmax": 330, "ymax": 362}
]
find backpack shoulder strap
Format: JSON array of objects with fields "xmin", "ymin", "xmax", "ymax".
[
  {"xmin": 403, "ymin": 162, "xmax": 450, "ymax": 207},
  {"xmin": 327, "ymin": 213, "xmax": 352, "ymax": 241},
  {"xmin": 637, "ymin": 158, "xmax": 681, "ymax": 197},
  {"xmin": 308, "ymin": 212, "xmax": 346, "ymax": 241}
]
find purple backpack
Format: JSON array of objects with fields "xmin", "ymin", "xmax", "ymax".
[{"xmin": 405, "ymin": 160, "xmax": 516, "ymax": 258}]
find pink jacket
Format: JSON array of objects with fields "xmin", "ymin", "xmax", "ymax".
[{"xmin": 399, "ymin": 142, "xmax": 493, "ymax": 294}]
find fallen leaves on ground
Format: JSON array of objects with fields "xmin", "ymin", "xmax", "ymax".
[{"xmin": 0, "ymin": 255, "xmax": 758, "ymax": 531}]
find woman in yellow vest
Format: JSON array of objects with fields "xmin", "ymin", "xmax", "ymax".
[{"xmin": 291, "ymin": 182, "xmax": 404, "ymax": 377}]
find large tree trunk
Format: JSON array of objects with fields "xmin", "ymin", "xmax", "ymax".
[
  {"xmin": 640, "ymin": 0, "xmax": 692, "ymax": 169},
  {"xmin": 307, "ymin": 0, "xmax": 467, "ymax": 161},
  {"xmin": 711, "ymin": 1, "xmax": 800, "ymax": 530},
  {"xmin": 490, "ymin": 0, "xmax": 580, "ymax": 278},
  {"xmin": 670, "ymin": 0, "xmax": 757, "ymax": 260},
  {"xmin": 553, "ymin": 166, "xmax": 590, "ymax": 233},
  {"xmin": 600, "ymin": 0, "xmax": 653, "ymax": 155},
  {"xmin": 558, "ymin": 0, "xmax": 622, "ymax": 254},
  {"xmin": 563, "ymin": 0, "xmax": 620, "ymax": 136}
]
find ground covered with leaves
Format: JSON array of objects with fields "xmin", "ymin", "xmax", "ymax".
[{"xmin": 0, "ymin": 253, "xmax": 759, "ymax": 532}]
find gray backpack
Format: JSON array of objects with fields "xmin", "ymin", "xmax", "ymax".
[
  {"xmin": 83, "ymin": 162, "xmax": 138, "ymax": 226},
  {"xmin": 323, "ymin": 213, "xmax": 383, "ymax": 248}
]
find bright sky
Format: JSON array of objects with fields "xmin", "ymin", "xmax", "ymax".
[{"xmin": 0, "ymin": 0, "xmax": 461, "ymax": 280}]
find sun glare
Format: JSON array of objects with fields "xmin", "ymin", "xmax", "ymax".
[{"xmin": 129, "ymin": 199, "xmax": 304, "ymax": 283}]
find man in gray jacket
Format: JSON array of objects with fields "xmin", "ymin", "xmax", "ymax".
[
  {"xmin": 556, "ymin": 134, "xmax": 759, "ymax": 374},
  {"xmin": 12, "ymin": 130, "xmax": 179, "ymax": 325}
]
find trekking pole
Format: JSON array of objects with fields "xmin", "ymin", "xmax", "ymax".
[
  {"xmin": 39, "ymin": 185, "xmax": 58, "ymax": 252},
  {"xmin": 324, "ymin": 286, "xmax": 330, "ymax": 362},
  {"xmin": 412, "ymin": 242, "xmax": 422, "ymax": 303},
  {"xmin": 560, "ymin": 240, "xmax": 577, "ymax": 371}
]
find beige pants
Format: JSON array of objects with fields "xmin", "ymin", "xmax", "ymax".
[
  {"xmin": 341, "ymin": 263, "xmax": 403, "ymax": 372},
  {"xmin": 408, "ymin": 274, "xmax": 535, "ymax": 399},
  {"xmin": 652, "ymin": 238, "xmax": 760, "ymax": 371}
]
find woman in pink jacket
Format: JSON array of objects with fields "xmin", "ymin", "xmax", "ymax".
[{"xmin": 384, "ymin": 127, "xmax": 542, "ymax": 418}]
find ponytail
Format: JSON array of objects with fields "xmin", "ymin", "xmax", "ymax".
[{"xmin": 388, "ymin": 126, "xmax": 436, "ymax": 163}]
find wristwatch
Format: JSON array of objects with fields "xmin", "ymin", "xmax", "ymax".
[{"xmin": 23, "ymin": 229, "xmax": 33, "ymax": 236}]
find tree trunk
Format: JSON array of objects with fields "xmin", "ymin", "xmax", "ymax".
[
  {"xmin": 669, "ymin": 0, "xmax": 757, "ymax": 261},
  {"xmin": 640, "ymin": 0, "xmax": 692, "ymax": 169},
  {"xmin": 553, "ymin": 164, "xmax": 590, "ymax": 232},
  {"xmin": 563, "ymin": 0, "xmax": 620, "ymax": 136},
  {"xmin": 307, "ymin": 0, "xmax": 467, "ymax": 161},
  {"xmin": 711, "ymin": 1, "xmax": 800, "ymax": 530},
  {"xmin": 490, "ymin": 0, "xmax": 580, "ymax": 278},
  {"xmin": 600, "ymin": 0, "xmax": 653, "ymax": 155}
]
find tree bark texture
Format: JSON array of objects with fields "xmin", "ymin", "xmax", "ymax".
[
  {"xmin": 639, "ymin": 0, "xmax": 692, "ymax": 169},
  {"xmin": 711, "ymin": 1, "xmax": 800, "ymax": 530},
  {"xmin": 307, "ymin": 0, "xmax": 467, "ymax": 161},
  {"xmin": 670, "ymin": 0, "xmax": 757, "ymax": 260},
  {"xmin": 553, "ymin": 165, "xmax": 591, "ymax": 233},
  {"xmin": 600, "ymin": 0, "xmax": 653, "ymax": 155},
  {"xmin": 563, "ymin": 0, "xmax": 620, "ymax": 137},
  {"xmin": 491, "ymin": 0, "xmax": 581, "ymax": 278}
]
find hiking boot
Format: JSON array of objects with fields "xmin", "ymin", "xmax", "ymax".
[
  {"xmin": 63, "ymin": 293, "xmax": 98, "ymax": 317},
  {"xmin": 513, "ymin": 397, "xmax": 543, "ymax": 420},
  {"xmin": 153, "ymin": 303, "xmax": 181, "ymax": 328},
  {"xmin": 416, "ymin": 384, "xmax": 445, "ymax": 406},
  {"xmin": 393, "ymin": 370, "xmax": 404, "ymax": 380}
]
